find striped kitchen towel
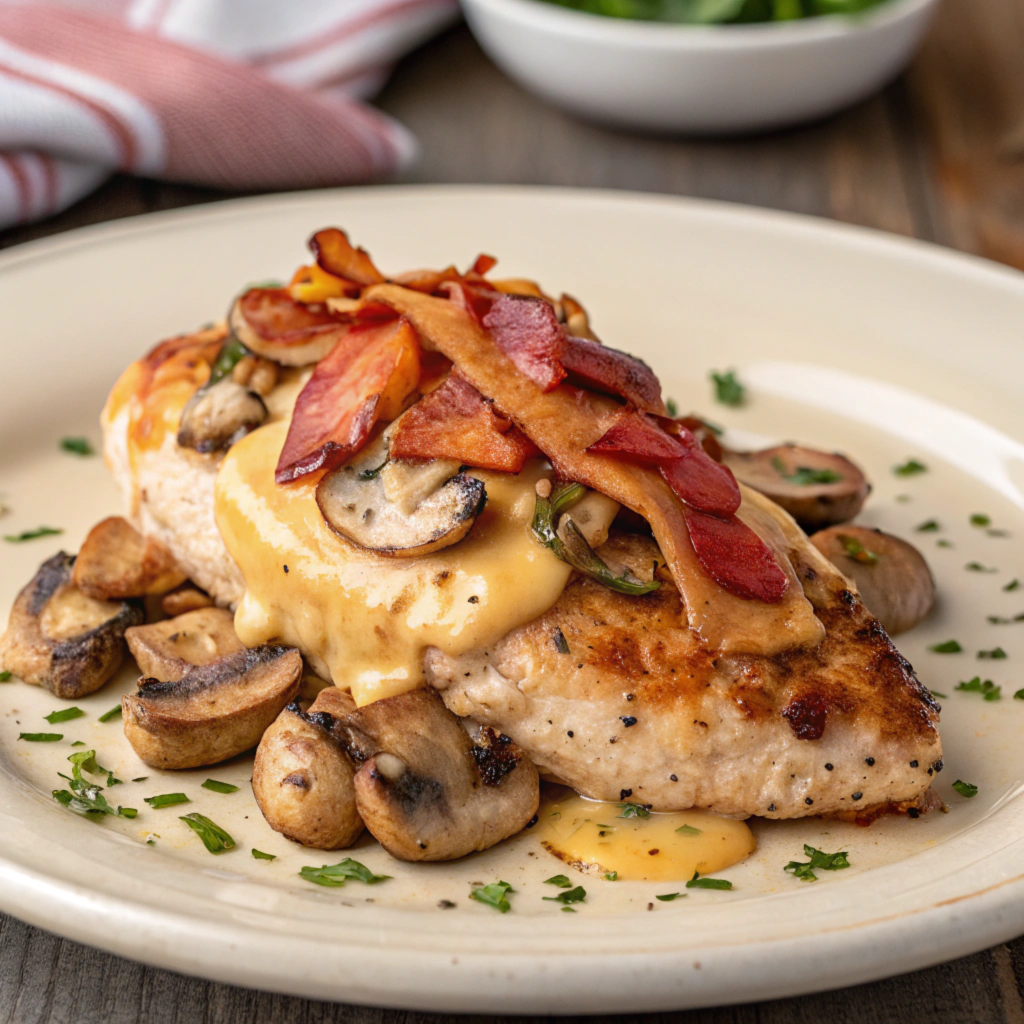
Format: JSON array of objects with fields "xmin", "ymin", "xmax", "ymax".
[{"xmin": 0, "ymin": 0, "xmax": 458, "ymax": 227}]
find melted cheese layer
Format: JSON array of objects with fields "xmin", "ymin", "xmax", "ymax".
[{"xmin": 215, "ymin": 421, "xmax": 616, "ymax": 706}]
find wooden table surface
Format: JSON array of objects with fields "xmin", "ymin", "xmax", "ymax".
[{"xmin": 2, "ymin": 2, "xmax": 1023, "ymax": 1021}]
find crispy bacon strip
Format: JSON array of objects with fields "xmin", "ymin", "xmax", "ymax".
[
  {"xmin": 310, "ymin": 228, "xmax": 386, "ymax": 287},
  {"xmin": 586, "ymin": 410, "xmax": 740, "ymax": 517},
  {"xmin": 481, "ymin": 294, "xmax": 664, "ymax": 413},
  {"xmin": 389, "ymin": 372, "xmax": 539, "ymax": 473},
  {"xmin": 239, "ymin": 288, "xmax": 347, "ymax": 345},
  {"xmin": 363, "ymin": 285, "xmax": 819, "ymax": 654},
  {"xmin": 275, "ymin": 318, "xmax": 420, "ymax": 484}
]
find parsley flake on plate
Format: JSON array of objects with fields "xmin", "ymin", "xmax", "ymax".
[
  {"xmin": 956, "ymin": 677, "xmax": 1000, "ymax": 700},
  {"xmin": 299, "ymin": 858, "xmax": 390, "ymax": 887},
  {"xmin": 970, "ymin": 513, "xmax": 992, "ymax": 527},
  {"xmin": 916, "ymin": 519, "xmax": 940, "ymax": 533},
  {"xmin": 0, "ymin": 671, "xmax": 11, "ymax": 682},
  {"xmin": 5, "ymin": 526, "xmax": 62, "ymax": 543},
  {"xmin": 44, "ymin": 707, "xmax": 84, "ymax": 725},
  {"xmin": 144, "ymin": 793, "xmax": 190, "ymax": 809},
  {"xmin": 252, "ymin": 849, "xmax": 276, "ymax": 861},
  {"xmin": 709, "ymin": 369, "xmax": 745, "ymax": 407},
  {"xmin": 543, "ymin": 885, "xmax": 586, "ymax": 905},
  {"xmin": 98, "ymin": 705, "xmax": 122, "ymax": 723},
  {"xmin": 978, "ymin": 647, "xmax": 1008, "ymax": 660},
  {"xmin": 603, "ymin": 871, "xmax": 618, "ymax": 881},
  {"xmin": 893, "ymin": 459, "xmax": 927, "ymax": 477},
  {"xmin": 952, "ymin": 780, "xmax": 978, "ymax": 799},
  {"xmin": 928, "ymin": 640, "xmax": 962, "ymax": 654},
  {"xmin": 53, "ymin": 750, "xmax": 136, "ymax": 821},
  {"xmin": 201, "ymin": 779, "xmax": 239, "ymax": 794},
  {"xmin": 665, "ymin": 397, "xmax": 679, "ymax": 417},
  {"xmin": 1005, "ymin": 579, "xmax": 1021, "ymax": 592},
  {"xmin": 771, "ymin": 457, "xmax": 841, "ymax": 486},
  {"xmin": 618, "ymin": 802, "xmax": 650, "ymax": 819},
  {"xmin": 179, "ymin": 813, "xmax": 235, "ymax": 854},
  {"xmin": 965, "ymin": 562, "xmax": 997, "ymax": 573},
  {"xmin": 655, "ymin": 892, "xmax": 685, "ymax": 902},
  {"xmin": 685, "ymin": 871, "xmax": 732, "ymax": 890},
  {"xmin": 19, "ymin": 732, "xmax": 62, "ymax": 742},
  {"xmin": 544, "ymin": 874, "xmax": 573, "ymax": 888},
  {"xmin": 60, "ymin": 437, "xmax": 94, "ymax": 457},
  {"xmin": 469, "ymin": 880, "xmax": 514, "ymax": 912},
  {"xmin": 784, "ymin": 844, "xmax": 851, "ymax": 882},
  {"xmin": 675, "ymin": 824, "xmax": 703, "ymax": 836}
]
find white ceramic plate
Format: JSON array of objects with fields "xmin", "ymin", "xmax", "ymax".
[{"xmin": 1, "ymin": 186, "xmax": 1024, "ymax": 1014}]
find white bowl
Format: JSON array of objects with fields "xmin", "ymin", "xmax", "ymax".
[{"xmin": 461, "ymin": 0, "xmax": 941, "ymax": 134}]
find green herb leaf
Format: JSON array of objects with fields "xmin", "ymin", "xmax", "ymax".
[
  {"xmin": 930, "ymin": 691, "xmax": 948, "ymax": 699},
  {"xmin": 710, "ymin": 369, "xmax": 745, "ymax": 407},
  {"xmin": 144, "ymin": 792, "xmax": 190, "ymax": 809},
  {"xmin": 893, "ymin": 459, "xmax": 927, "ymax": 477},
  {"xmin": 299, "ymin": 857, "xmax": 391, "ymax": 887},
  {"xmin": 469, "ymin": 880, "xmax": 514, "ymax": 912},
  {"xmin": 252, "ymin": 849, "xmax": 277, "ymax": 861},
  {"xmin": 603, "ymin": 871, "xmax": 618, "ymax": 881},
  {"xmin": 784, "ymin": 844, "xmax": 851, "ymax": 882},
  {"xmin": 784, "ymin": 860, "xmax": 819, "ymax": 882},
  {"xmin": 358, "ymin": 457, "xmax": 389, "ymax": 481},
  {"xmin": 179, "ymin": 812, "xmax": 235, "ymax": 854},
  {"xmin": 52, "ymin": 784, "xmax": 135, "ymax": 821},
  {"xmin": 966, "ymin": 562, "xmax": 997, "ymax": 573},
  {"xmin": 561, "ymin": 906, "xmax": 577, "ymax": 913},
  {"xmin": 839, "ymin": 534, "xmax": 879, "ymax": 565},
  {"xmin": 207, "ymin": 336, "xmax": 250, "ymax": 386},
  {"xmin": 685, "ymin": 871, "xmax": 732, "ymax": 890},
  {"xmin": 956, "ymin": 676, "xmax": 1000, "ymax": 700},
  {"xmin": 19, "ymin": 732, "xmax": 62, "ymax": 742},
  {"xmin": 543, "ymin": 885, "xmax": 586, "ymax": 904},
  {"xmin": 1005, "ymin": 579, "xmax": 1021, "ymax": 592},
  {"xmin": 1014, "ymin": 689, "xmax": 1024, "ymax": 701},
  {"xmin": 655, "ymin": 892, "xmax": 685, "ymax": 901},
  {"xmin": 132, "ymin": 776, "xmax": 148, "ymax": 783},
  {"xmin": 916, "ymin": 519, "xmax": 940, "ymax": 532},
  {"xmin": 978, "ymin": 647, "xmax": 1008, "ymax": 660},
  {"xmin": 60, "ymin": 437, "xmax": 94, "ymax": 456},
  {"xmin": 617, "ymin": 802, "xmax": 651, "ymax": 819},
  {"xmin": 532, "ymin": 482, "xmax": 659, "ymax": 596},
  {"xmin": 70, "ymin": 740, "xmax": 85, "ymax": 747},
  {"xmin": 67, "ymin": 749, "xmax": 121, "ymax": 787},
  {"xmin": 665, "ymin": 397, "xmax": 679, "ymax": 417},
  {"xmin": 44, "ymin": 707, "xmax": 84, "ymax": 724},
  {"xmin": 937, "ymin": 539, "xmax": 954, "ymax": 548},
  {"xmin": 970, "ymin": 514, "xmax": 992, "ymax": 528},
  {"xmin": 0, "ymin": 671, "xmax": 10, "ymax": 682},
  {"xmin": 674, "ymin": 824, "xmax": 703, "ymax": 836},
  {"xmin": 929, "ymin": 640, "xmax": 962, "ymax": 654},
  {"xmin": 201, "ymin": 779, "xmax": 239, "ymax": 794},
  {"xmin": 952, "ymin": 779, "xmax": 978, "ymax": 799},
  {"xmin": 5, "ymin": 526, "xmax": 62, "ymax": 543},
  {"xmin": 771, "ymin": 457, "xmax": 841, "ymax": 486},
  {"xmin": 98, "ymin": 704, "xmax": 122, "ymax": 723},
  {"xmin": 544, "ymin": 874, "xmax": 573, "ymax": 888}
]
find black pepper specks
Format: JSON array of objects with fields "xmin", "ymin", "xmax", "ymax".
[
  {"xmin": 804, "ymin": 798, "xmax": 813, "ymax": 806},
  {"xmin": 767, "ymin": 804, "xmax": 775, "ymax": 812},
  {"xmin": 567, "ymin": 730, "xmax": 574, "ymax": 738},
  {"xmin": 669, "ymin": 774, "xmax": 678, "ymax": 782},
  {"xmin": 932, "ymin": 758, "xmax": 944, "ymax": 774},
  {"xmin": 283, "ymin": 565, "xmax": 289, "ymax": 574},
  {"xmin": 626, "ymin": 693, "xmax": 635, "ymax": 701},
  {"xmin": 825, "ymin": 763, "xmax": 833, "ymax": 771},
  {"xmin": 852, "ymin": 792, "xmax": 863, "ymax": 801},
  {"xmin": 865, "ymin": 757, "xmax": 875, "ymax": 766},
  {"xmin": 468, "ymin": 595, "xmax": 479, "ymax": 604},
  {"xmin": 910, "ymin": 760, "xmax": 919, "ymax": 768},
  {"xmin": 525, "ymin": 814, "xmax": 538, "ymax": 829},
  {"xmin": 620, "ymin": 788, "xmax": 633, "ymax": 800},
  {"xmin": 620, "ymin": 716, "xmax": 638, "ymax": 727},
  {"xmin": 908, "ymin": 807, "xmax": 920, "ymax": 819}
]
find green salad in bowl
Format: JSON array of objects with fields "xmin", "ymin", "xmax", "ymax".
[{"xmin": 536, "ymin": 0, "xmax": 891, "ymax": 23}]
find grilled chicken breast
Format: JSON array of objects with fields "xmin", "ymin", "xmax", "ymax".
[{"xmin": 426, "ymin": 530, "xmax": 942, "ymax": 820}]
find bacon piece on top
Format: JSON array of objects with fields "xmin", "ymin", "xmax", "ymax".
[
  {"xmin": 275, "ymin": 318, "xmax": 420, "ymax": 484},
  {"xmin": 310, "ymin": 228, "xmax": 386, "ymax": 287},
  {"xmin": 389, "ymin": 372, "xmax": 539, "ymax": 473}
]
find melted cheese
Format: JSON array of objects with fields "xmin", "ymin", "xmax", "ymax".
[
  {"xmin": 215, "ymin": 421, "xmax": 617, "ymax": 706},
  {"xmin": 537, "ymin": 793, "xmax": 755, "ymax": 882}
]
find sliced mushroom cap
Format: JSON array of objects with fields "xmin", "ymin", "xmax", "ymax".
[
  {"xmin": 160, "ymin": 584, "xmax": 215, "ymax": 618},
  {"xmin": 0, "ymin": 553, "xmax": 143, "ymax": 699},
  {"xmin": 73, "ymin": 516, "xmax": 186, "ymax": 600},
  {"xmin": 335, "ymin": 687, "xmax": 539, "ymax": 862},
  {"xmin": 810, "ymin": 525, "xmax": 936, "ymax": 635},
  {"xmin": 123, "ymin": 643, "xmax": 302, "ymax": 769},
  {"xmin": 125, "ymin": 607, "xmax": 244, "ymax": 682},
  {"xmin": 316, "ymin": 433, "xmax": 486, "ymax": 557},
  {"xmin": 177, "ymin": 376, "xmax": 268, "ymax": 454},
  {"xmin": 722, "ymin": 444, "xmax": 870, "ymax": 531},
  {"xmin": 252, "ymin": 688, "xmax": 363, "ymax": 850},
  {"xmin": 229, "ymin": 294, "xmax": 341, "ymax": 367}
]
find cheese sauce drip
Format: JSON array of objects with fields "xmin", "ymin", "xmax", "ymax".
[
  {"xmin": 537, "ymin": 793, "xmax": 755, "ymax": 882},
  {"xmin": 215, "ymin": 421, "xmax": 617, "ymax": 706}
]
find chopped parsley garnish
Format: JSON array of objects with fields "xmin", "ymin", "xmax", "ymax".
[
  {"xmin": 543, "ymin": 885, "xmax": 586, "ymax": 905},
  {"xmin": 987, "ymin": 613, "xmax": 1024, "ymax": 625},
  {"xmin": 179, "ymin": 813, "xmax": 235, "ymax": 854},
  {"xmin": 67, "ymin": 749, "xmax": 121, "ymax": 787},
  {"xmin": 710, "ymin": 369, "xmax": 745, "ymax": 407},
  {"xmin": 0, "ymin": 671, "xmax": 11, "ymax": 682},
  {"xmin": 930, "ymin": 691, "xmax": 948, "ymax": 699},
  {"xmin": 469, "ymin": 880, "xmax": 514, "ymax": 912},
  {"xmin": 952, "ymin": 779, "xmax": 978, "ymax": 799},
  {"xmin": 98, "ymin": 704, "xmax": 122, "ymax": 723},
  {"xmin": 358, "ymin": 458, "xmax": 389, "ymax": 481},
  {"xmin": 201, "ymin": 779, "xmax": 238, "ymax": 794},
  {"xmin": 19, "ymin": 732, "xmax": 62, "ymax": 742},
  {"xmin": 956, "ymin": 676, "xmax": 1000, "ymax": 700},
  {"xmin": 144, "ymin": 793, "xmax": 190, "ymax": 809},
  {"xmin": 893, "ymin": 459, "xmax": 927, "ymax": 477},
  {"xmin": 966, "ymin": 562, "xmax": 997, "ymax": 573},
  {"xmin": 929, "ymin": 640, "xmax": 962, "ymax": 654},
  {"xmin": 552, "ymin": 628, "xmax": 570, "ymax": 655},
  {"xmin": 675, "ymin": 824, "xmax": 703, "ymax": 836},
  {"xmin": 839, "ymin": 535, "xmax": 879, "ymax": 565},
  {"xmin": 665, "ymin": 397, "xmax": 679, "ymax": 417},
  {"xmin": 299, "ymin": 858, "xmax": 390, "ymax": 887},
  {"xmin": 916, "ymin": 520, "xmax": 940, "ymax": 533},
  {"xmin": 771, "ymin": 457, "xmax": 842, "ymax": 486},
  {"xmin": 252, "ymin": 849, "xmax": 276, "ymax": 861},
  {"xmin": 132, "ymin": 777, "xmax": 148, "ymax": 783},
  {"xmin": 937, "ymin": 540, "xmax": 954, "ymax": 548},
  {"xmin": 44, "ymin": 707, "xmax": 84, "ymax": 724},
  {"xmin": 544, "ymin": 874, "xmax": 573, "ymax": 888},
  {"xmin": 1015, "ymin": 689, "xmax": 1024, "ymax": 701},
  {"xmin": 4, "ymin": 526, "xmax": 62, "ymax": 543},
  {"xmin": 686, "ymin": 871, "xmax": 732, "ymax": 890},
  {"xmin": 603, "ymin": 871, "xmax": 618, "ymax": 881},
  {"xmin": 618, "ymin": 802, "xmax": 651, "ymax": 819},
  {"xmin": 978, "ymin": 647, "xmax": 1008, "ymax": 660},
  {"xmin": 52, "ymin": 749, "xmax": 136, "ymax": 821},
  {"xmin": 1005, "ymin": 580, "xmax": 1021, "ymax": 592},
  {"xmin": 60, "ymin": 437, "xmax": 94, "ymax": 456},
  {"xmin": 970, "ymin": 514, "xmax": 992, "ymax": 528},
  {"xmin": 784, "ymin": 845, "xmax": 851, "ymax": 883},
  {"xmin": 655, "ymin": 892, "xmax": 685, "ymax": 901}
]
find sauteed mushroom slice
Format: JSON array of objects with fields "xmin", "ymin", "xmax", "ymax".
[
  {"xmin": 810, "ymin": 525, "xmax": 936, "ymax": 636},
  {"xmin": 253, "ymin": 687, "xmax": 363, "ymax": 850},
  {"xmin": 337, "ymin": 687, "xmax": 539, "ymax": 862},
  {"xmin": 125, "ymin": 607, "xmax": 244, "ymax": 682},
  {"xmin": 161, "ymin": 584, "xmax": 215, "ymax": 617},
  {"xmin": 722, "ymin": 445, "xmax": 869, "ymax": 531},
  {"xmin": 177, "ymin": 376, "xmax": 268, "ymax": 454},
  {"xmin": 316, "ymin": 435, "xmax": 485, "ymax": 557},
  {"xmin": 73, "ymin": 516, "xmax": 186, "ymax": 600},
  {"xmin": 123, "ymin": 644, "xmax": 302, "ymax": 769},
  {"xmin": 0, "ymin": 553, "xmax": 143, "ymax": 699}
]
